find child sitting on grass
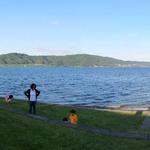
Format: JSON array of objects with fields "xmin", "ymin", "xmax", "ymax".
[
  {"xmin": 69, "ymin": 109, "xmax": 78, "ymax": 125},
  {"xmin": 5, "ymin": 95, "xmax": 13, "ymax": 104},
  {"xmin": 62, "ymin": 117, "xmax": 68, "ymax": 122}
]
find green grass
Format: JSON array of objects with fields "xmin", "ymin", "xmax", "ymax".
[
  {"xmin": 0, "ymin": 108, "xmax": 150, "ymax": 150},
  {"xmin": 0, "ymin": 98, "xmax": 145, "ymax": 132}
]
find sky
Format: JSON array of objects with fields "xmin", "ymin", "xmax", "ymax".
[{"xmin": 0, "ymin": 0, "xmax": 150, "ymax": 61}]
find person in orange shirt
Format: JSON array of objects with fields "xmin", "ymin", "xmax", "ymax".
[{"xmin": 69, "ymin": 109, "xmax": 78, "ymax": 125}]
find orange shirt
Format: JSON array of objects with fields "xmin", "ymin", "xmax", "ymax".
[{"xmin": 69, "ymin": 113, "xmax": 78, "ymax": 125}]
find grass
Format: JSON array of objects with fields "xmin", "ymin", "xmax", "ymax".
[
  {"xmin": 0, "ymin": 98, "xmax": 145, "ymax": 132},
  {"xmin": 0, "ymin": 108, "xmax": 150, "ymax": 150}
]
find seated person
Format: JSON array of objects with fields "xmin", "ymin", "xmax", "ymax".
[
  {"xmin": 62, "ymin": 117, "xmax": 68, "ymax": 122},
  {"xmin": 5, "ymin": 95, "xmax": 13, "ymax": 104},
  {"xmin": 69, "ymin": 109, "xmax": 78, "ymax": 125}
]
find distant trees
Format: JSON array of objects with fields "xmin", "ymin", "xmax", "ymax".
[{"xmin": 0, "ymin": 53, "xmax": 150, "ymax": 67}]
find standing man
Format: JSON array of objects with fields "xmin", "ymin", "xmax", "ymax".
[{"xmin": 24, "ymin": 83, "xmax": 40, "ymax": 114}]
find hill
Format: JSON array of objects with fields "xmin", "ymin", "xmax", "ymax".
[{"xmin": 0, "ymin": 53, "xmax": 150, "ymax": 67}]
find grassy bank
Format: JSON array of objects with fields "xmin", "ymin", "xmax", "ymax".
[
  {"xmin": 0, "ymin": 99, "xmax": 144, "ymax": 132},
  {"xmin": 0, "ymin": 98, "xmax": 149, "ymax": 150}
]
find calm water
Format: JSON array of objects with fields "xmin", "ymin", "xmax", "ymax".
[{"xmin": 0, "ymin": 67, "xmax": 150, "ymax": 107}]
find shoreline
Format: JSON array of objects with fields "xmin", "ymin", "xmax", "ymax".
[
  {"xmin": 0, "ymin": 65, "xmax": 150, "ymax": 68},
  {"xmin": 1, "ymin": 96, "xmax": 149, "ymax": 111},
  {"xmin": 14, "ymin": 98, "xmax": 150, "ymax": 111},
  {"xmin": 65, "ymin": 104, "xmax": 150, "ymax": 111}
]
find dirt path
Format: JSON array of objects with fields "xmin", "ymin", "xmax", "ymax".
[{"xmin": 141, "ymin": 116, "xmax": 150, "ymax": 129}]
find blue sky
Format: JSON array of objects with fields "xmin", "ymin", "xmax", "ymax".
[{"xmin": 0, "ymin": 0, "xmax": 150, "ymax": 61}]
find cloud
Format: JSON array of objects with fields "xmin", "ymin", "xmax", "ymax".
[
  {"xmin": 32, "ymin": 48, "xmax": 82, "ymax": 56},
  {"xmin": 50, "ymin": 20, "xmax": 60, "ymax": 25}
]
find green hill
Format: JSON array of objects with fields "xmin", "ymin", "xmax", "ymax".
[{"xmin": 0, "ymin": 53, "xmax": 150, "ymax": 67}]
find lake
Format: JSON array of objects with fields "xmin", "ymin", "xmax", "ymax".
[{"xmin": 0, "ymin": 67, "xmax": 150, "ymax": 107}]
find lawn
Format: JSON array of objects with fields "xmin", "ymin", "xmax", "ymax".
[
  {"xmin": 0, "ymin": 98, "xmax": 145, "ymax": 132},
  {"xmin": 0, "ymin": 108, "xmax": 150, "ymax": 150}
]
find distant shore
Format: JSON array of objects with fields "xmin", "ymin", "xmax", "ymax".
[
  {"xmin": 1, "ymin": 64, "xmax": 150, "ymax": 68},
  {"xmin": 1, "ymin": 53, "xmax": 150, "ymax": 67}
]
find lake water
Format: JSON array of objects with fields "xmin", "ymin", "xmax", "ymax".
[{"xmin": 0, "ymin": 67, "xmax": 150, "ymax": 107}]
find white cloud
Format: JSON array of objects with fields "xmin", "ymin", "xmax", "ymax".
[
  {"xmin": 32, "ymin": 48, "xmax": 82, "ymax": 56},
  {"xmin": 50, "ymin": 20, "xmax": 60, "ymax": 25}
]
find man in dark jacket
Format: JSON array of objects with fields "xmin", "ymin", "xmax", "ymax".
[{"xmin": 24, "ymin": 83, "xmax": 40, "ymax": 114}]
